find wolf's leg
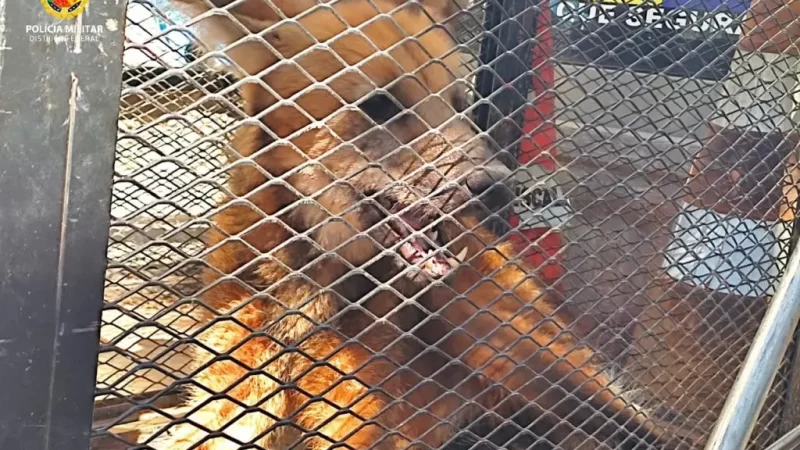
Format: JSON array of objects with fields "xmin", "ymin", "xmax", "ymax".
[
  {"xmin": 159, "ymin": 298, "xmax": 296, "ymax": 450},
  {"xmin": 420, "ymin": 221, "xmax": 689, "ymax": 448},
  {"xmin": 294, "ymin": 318, "xmax": 490, "ymax": 450}
]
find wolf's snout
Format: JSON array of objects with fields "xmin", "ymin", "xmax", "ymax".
[{"xmin": 465, "ymin": 162, "xmax": 517, "ymax": 211}]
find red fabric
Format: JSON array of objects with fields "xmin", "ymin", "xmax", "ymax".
[
  {"xmin": 507, "ymin": 1, "xmax": 564, "ymax": 285},
  {"xmin": 519, "ymin": 3, "xmax": 556, "ymax": 170},
  {"xmin": 508, "ymin": 215, "xmax": 564, "ymax": 284},
  {"xmin": 52, "ymin": 0, "xmax": 75, "ymax": 8}
]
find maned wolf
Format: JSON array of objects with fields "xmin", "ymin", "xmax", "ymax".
[{"xmin": 158, "ymin": 0, "xmax": 689, "ymax": 449}]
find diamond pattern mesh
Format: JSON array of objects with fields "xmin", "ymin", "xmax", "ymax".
[{"xmin": 91, "ymin": 0, "xmax": 800, "ymax": 449}]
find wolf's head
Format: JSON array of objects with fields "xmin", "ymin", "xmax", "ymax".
[{"xmin": 169, "ymin": 0, "xmax": 517, "ymax": 284}]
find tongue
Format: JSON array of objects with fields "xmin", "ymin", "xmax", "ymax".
[
  {"xmin": 399, "ymin": 240, "xmax": 422, "ymax": 261},
  {"xmin": 399, "ymin": 237, "xmax": 453, "ymax": 278},
  {"xmin": 402, "ymin": 236, "xmax": 435, "ymax": 258}
]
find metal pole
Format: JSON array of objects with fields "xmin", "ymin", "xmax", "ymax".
[
  {"xmin": 764, "ymin": 424, "xmax": 800, "ymax": 450},
  {"xmin": 705, "ymin": 242, "xmax": 800, "ymax": 450},
  {"xmin": 0, "ymin": 1, "xmax": 126, "ymax": 448}
]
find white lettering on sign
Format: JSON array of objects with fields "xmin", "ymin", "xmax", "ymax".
[
  {"xmin": 554, "ymin": 1, "xmax": 743, "ymax": 36},
  {"xmin": 513, "ymin": 166, "xmax": 573, "ymax": 229},
  {"xmin": 25, "ymin": 24, "xmax": 106, "ymax": 34}
]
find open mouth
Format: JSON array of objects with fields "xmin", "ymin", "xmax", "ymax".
[{"xmin": 387, "ymin": 212, "xmax": 468, "ymax": 279}]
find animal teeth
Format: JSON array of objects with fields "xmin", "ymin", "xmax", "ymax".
[
  {"xmin": 447, "ymin": 257, "xmax": 460, "ymax": 268},
  {"xmin": 454, "ymin": 247, "xmax": 468, "ymax": 262},
  {"xmin": 428, "ymin": 230, "xmax": 438, "ymax": 242}
]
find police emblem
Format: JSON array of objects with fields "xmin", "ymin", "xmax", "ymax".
[{"xmin": 41, "ymin": 0, "xmax": 88, "ymax": 20}]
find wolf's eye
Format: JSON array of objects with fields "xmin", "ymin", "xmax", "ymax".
[{"xmin": 358, "ymin": 93, "xmax": 403, "ymax": 124}]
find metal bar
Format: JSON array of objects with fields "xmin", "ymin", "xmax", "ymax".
[
  {"xmin": 474, "ymin": 0, "xmax": 539, "ymax": 159},
  {"xmin": 122, "ymin": 65, "xmax": 236, "ymax": 91},
  {"xmin": 779, "ymin": 172, "xmax": 800, "ymax": 435},
  {"xmin": 0, "ymin": 1, "xmax": 127, "ymax": 449},
  {"xmin": 764, "ymin": 424, "xmax": 800, "ymax": 450},
  {"xmin": 705, "ymin": 235, "xmax": 800, "ymax": 450}
]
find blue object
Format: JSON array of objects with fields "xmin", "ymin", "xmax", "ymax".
[{"xmin": 154, "ymin": 13, "xmax": 193, "ymax": 61}]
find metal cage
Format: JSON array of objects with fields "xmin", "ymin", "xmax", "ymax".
[
  {"xmin": 91, "ymin": 0, "xmax": 800, "ymax": 448},
  {"xmin": 3, "ymin": 0, "xmax": 800, "ymax": 449}
]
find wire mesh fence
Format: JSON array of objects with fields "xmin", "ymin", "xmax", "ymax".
[{"xmin": 91, "ymin": 0, "xmax": 800, "ymax": 449}]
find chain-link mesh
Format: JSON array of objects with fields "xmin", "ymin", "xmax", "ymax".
[{"xmin": 91, "ymin": 0, "xmax": 800, "ymax": 449}]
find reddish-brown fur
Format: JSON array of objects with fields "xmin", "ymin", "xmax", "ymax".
[{"xmin": 158, "ymin": 1, "xmax": 693, "ymax": 449}]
